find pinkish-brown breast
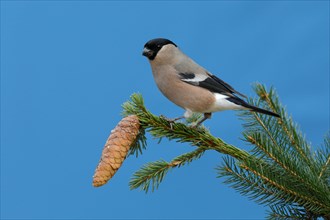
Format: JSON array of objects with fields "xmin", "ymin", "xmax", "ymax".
[{"xmin": 151, "ymin": 64, "xmax": 215, "ymax": 113}]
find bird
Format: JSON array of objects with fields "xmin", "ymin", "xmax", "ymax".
[{"xmin": 142, "ymin": 38, "xmax": 280, "ymax": 126}]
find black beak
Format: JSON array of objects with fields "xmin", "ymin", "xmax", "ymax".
[{"xmin": 142, "ymin": 48, "xmax": 153, "ymax": 58}]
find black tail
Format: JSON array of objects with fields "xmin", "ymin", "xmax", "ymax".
[
  {"xmin": 227, "ymin": 97, "xmax": 280, "ymax": 118},
  {"xmin": 247, "ymin": 104, "xmax": 280, "ymax": 118}
]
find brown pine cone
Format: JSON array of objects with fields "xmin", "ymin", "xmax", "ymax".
[{"xmin": 93, "ymin": 115, "xmax": 140, "ymax": 187}]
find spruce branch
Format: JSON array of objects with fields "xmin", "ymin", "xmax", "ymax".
[
  {"xmin": 219, "ymin": 156, "xmax": 329, "ymax": 214},
  {"xmin": 319, "ymin": 155, "xmax": 330, "ymax": 179},
  {"xmin": 218, "ymin": 157, "xmax": 279, "ymax": 205},
  {"xmin": 239, "ymin": 84, "xmax": 330, "ymax": 211},
  {"xmin": 129, "ymin": 160, "xmax": 170, "ymax": 193},
  {"xmin": 122, "ymin": 93, "xmax": 250, "ymax": 161},
  {"xmin": 239, "ymin": 163, "xmax": 328, "ymax": 213},
  {"xmin": 129, "ymin": 147, "xmax": 208, "ymax": 192},
  {"xmin": 118, "ymin": 84, "xmax": 329, "ymax": 219},
  {"xmin": 318, "ymin": 133, "xmax": 330, "ymax": 180},
  {"xmin": 267, "ymin": 205, "xmax": 306, "ymax": 220},
  {"xmin": 217, "ymin": 84, "xmax": 330, "ymax": 217},
  {"xmin": 253, "ymin": 84, "xmax": 313, "ymax": 166},
  {"xmin": 127, "ymin": 127, "xmax": 147, "ymax": 157}
]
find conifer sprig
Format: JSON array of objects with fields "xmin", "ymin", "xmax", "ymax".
[
  {"xmin": 223, "ymin": 83, "xmax": 330, "ymax": 218},
  {"xmin": 317, "ymin": 133, "xmax": 330, "ymax": 180},
  {"xmin": 120, "ymin": 84, "xmax": 329, "ymax": 219},
  {"xmin": 122, "ymin": 93, "xmax": 250, "ymax": 161},
  {"xmin": 129, "ymin": 147, "xmax": 207, "ymax": 192}
]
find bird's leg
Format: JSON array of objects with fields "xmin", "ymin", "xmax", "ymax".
[
  {"xmin": 170, "ymin": 116, "xmax": 185, "ymax": 122},
  {"xmin": 161, "ymin": 109, "xmax": 192, "ymax": 124},
  {"xmin": 160, "ymin": 115, "xmax": 184, "ymax": 123},
  {"xmin": 160, "ymin": 115, "xmax": 185, "ymax": 129},
  {"xmin": 194, "ymin": 113, "xmax": 212, "ymax": 127}
]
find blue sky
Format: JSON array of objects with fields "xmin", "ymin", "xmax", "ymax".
[{"xmin": 1, "ymin": 1, "xmax": 329, "ymax": 219}]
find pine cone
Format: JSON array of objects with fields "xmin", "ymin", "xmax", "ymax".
[{"xmin": 93, "ymin": 115, "xmax": 140, "ymax": 187}]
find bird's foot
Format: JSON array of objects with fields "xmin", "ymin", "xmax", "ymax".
[
  {"xmin": 189, "ymin": 113, "xmax": 212, "ymax": 128},
  {"xmin": 160, "ymin": 115, "xmax": 183, "ymax": 123},
  {"xmin": 160, "ymin": 115, "xmax": 184, "ymax": 129}
]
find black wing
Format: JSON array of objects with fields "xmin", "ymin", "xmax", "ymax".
[{"xmin": 179, "ymin": 72, "xmax": 247, "ymax": 98}]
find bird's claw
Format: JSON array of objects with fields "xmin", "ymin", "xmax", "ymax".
[
  {"xmin": 160, "ymin": 115, "xmax": 176, "ymax": 129},
  {"xmin": 160, "ymin": 115, "xmax": 175, "ymax": 123},
  {"xmin": 160, "ymin": 115, "xmax": 185, "ymax": 129}
]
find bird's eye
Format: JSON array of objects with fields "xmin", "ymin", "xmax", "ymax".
[{"xmin": 157, "ymin": 45, "xmax": 161, "ymax": 48}]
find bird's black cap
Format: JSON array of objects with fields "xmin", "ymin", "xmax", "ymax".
[{"xmin": 142, "ymin": 38, "xmax": 177, "ymax": 60}]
